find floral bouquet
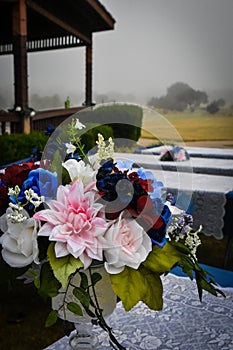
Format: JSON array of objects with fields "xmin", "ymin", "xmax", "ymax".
[{"xmin": 0, "ymin": 115, "xmax": 223, "ymax": 349}]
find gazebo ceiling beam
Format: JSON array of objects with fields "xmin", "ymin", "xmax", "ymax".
[
  {"xmin": 26, "ymin": 0, "xmax": 91, "ymax": 44},
  {"xmin": 86, "ymin": 0, "xmax": 115, "ymax": 29}
]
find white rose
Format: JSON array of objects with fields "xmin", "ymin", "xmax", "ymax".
[
  {"xmin": 62, "ymin": 159, "xmax": 96, "ymax": 186},
  {"xmin": 103, "ymin": 212, "xmax": 152, "ymax": 274},
  {"xmin": 0, "ymin": 208, "xmax": 39, "ymax": 268}
]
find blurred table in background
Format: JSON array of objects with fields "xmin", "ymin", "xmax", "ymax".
[{"xmin": 137, "ymin": 145, "xmax": 233, "ymax": 159}]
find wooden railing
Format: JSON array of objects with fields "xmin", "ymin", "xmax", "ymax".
[
  {"xmin": 0, "ymin": 106, "xmax": 86, "ymax": 134},
  {"xmin": 32, "ymin": 106, "xmax": 86, "ymax": 131}
]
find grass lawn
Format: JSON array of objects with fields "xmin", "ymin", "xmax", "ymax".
[{"xmin": 141, "ymin": 109, "xmax": 233, "ymax": 145}]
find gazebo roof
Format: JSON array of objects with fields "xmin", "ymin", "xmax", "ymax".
[
  {"xmin": 0, "ymin": 0, "xmax": 115, "ymax": 133},
  {"xmin": 0, "ymin": 0, "xmax": 115, "ymax": 54}
]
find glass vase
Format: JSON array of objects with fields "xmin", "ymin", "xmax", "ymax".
[{"xmin": 52, "ymin": 263, "xmax": 117, "ymax": 350}]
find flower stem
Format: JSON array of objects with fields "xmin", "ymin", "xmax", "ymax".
[{"xmin": 88, "ymin": 267, "xmax": 126, "ymax": 350}]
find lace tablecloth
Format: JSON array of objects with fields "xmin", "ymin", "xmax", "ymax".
[
  {"xmin": 166, "ymin": 188, "xmax": 229, "ymax": 239},
  {"xmin": 45, "ymin": 274, "xmax": 233, "ymax": 350}
]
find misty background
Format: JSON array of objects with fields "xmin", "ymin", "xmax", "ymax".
[{"xmin": 0, "ymin": 0, "xmax": 232, "ymax": 109}]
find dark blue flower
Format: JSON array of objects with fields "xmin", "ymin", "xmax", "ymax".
[
  {"xmin": 147, "ymin": 205, "xmax": 171, "ymax": 247},
  {"xmin": 161, "ymin": 204, "xmax": 172, "ymax": 227}
]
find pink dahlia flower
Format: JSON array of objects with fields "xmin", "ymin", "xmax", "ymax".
[{"xmin": 34, "ymin": 179, "xmax": 107, "ymax": 269}]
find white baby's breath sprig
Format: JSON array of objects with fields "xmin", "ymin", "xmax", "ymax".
[
  {"xmin": 8, "ymin": 185, "xmax": 21, "ymax": 197},
  {"xmin": 7, "ymin": 203, "xmax": 27, "ymax": 223},
  {"xmin": 184, "ymin": 226, "xmax": 202, "ymax": 257},
  {"xmin": 24, "ymin": 189, "xmax": 45, "ymax": 208},
  {"xmin": 96, "ymin": 133, "xmax": 115, "ymax": 164},
  {"xmin": 9, "ymin": 202, "xmax": 23, "ymax": 211}
]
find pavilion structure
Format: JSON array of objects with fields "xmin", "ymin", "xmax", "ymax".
[{"xmin": 0, "ymin": 0, "xmax": 115, "ymax": 133}]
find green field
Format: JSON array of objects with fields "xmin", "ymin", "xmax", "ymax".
[{"xmin": 141, "ymin": 109, "xmax": 233, "ymax": 144}]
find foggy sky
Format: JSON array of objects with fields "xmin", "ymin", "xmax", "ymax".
[{"xmin": 0, "ymin": 0, "xmax": 233, "ymax": 106}]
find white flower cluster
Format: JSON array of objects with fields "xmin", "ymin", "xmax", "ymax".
[
  {"xmin": 24, "ymin": 188, "xmax": 45, "ymax": 208},
  {"xmin": 184, "ymin": 226, "xmax": 202, "ymax": 257},
  {"xmin": 166, "ymin": 203, "xmax": 201, "ymax": 257},
  {"xmin": 7, "ymin": 186, "xmax": 27, "ymax": 222},
  {"xmin": 6, "ymin": 186, "xmax": 45, "ymax": 223},
  {"xmin": 7, "ymin": 203, "xmax": 27, "ymax": 223},
  {"xmin": 8, "ymin": 185, "xmax": 21, "ymax": 197},
  {"xmin": 96, "ymin": 133, "xmax": 115, "ymax": 164}
]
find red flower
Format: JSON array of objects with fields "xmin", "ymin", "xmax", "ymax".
[
  {"xmin": 128, "ymin": 194, "xmax": 163, "ymax": 232},
  {"xmin": 128, "ymin": 172, "xmax": 154, "ymax": 193},
  {"xmin": 0, "ymin": 185, "xmax": 9, "ymax": 216},
  {"xmin": 138, "ymin": 178, "xmax": 154, "ymax": 193},
  {"xmin": 0, "ymin": 162, "xmax": 39, "ymax": 188}
]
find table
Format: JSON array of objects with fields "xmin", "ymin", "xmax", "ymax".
[
  {"xmin": 114, "ymin": 153, "xmax": 233, "ymax": 239},
  {"xmin": 115, "ymin": 152, "xmax": 233, "ymax": 176},
  {"xmin": 137, "ymin": 145, "xmax": 233, "ymax": 159},
  {"xmin": 45, "ymin": 274, "xmax": 233, "ymax": 350}
]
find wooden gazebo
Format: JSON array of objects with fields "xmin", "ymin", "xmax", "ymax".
[{"xmin": 0, "ymin": 0, "xmax": 115, "ymax": 133}]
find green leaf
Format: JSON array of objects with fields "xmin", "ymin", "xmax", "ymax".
[
  {"xmin": 83, "ymin": 307, "xmax": 96, "ymax": 318},
  {"xmin": 178, "ymin": 257, "xmax": 195, "ymax": 280},
  {"xmin": 79, "ymin": 272, "xmax": 89, "ymax": 290},
  {"xmin": 67, "ymin": 302, "xmax": 83, "ymax": 316},
  {"xmin": 110, "ymin": 265, "xmax": 163, "ymax": 311},
  {"xmin": 73, "ymin": 287, "xmax": 90, "ymax": 308},
  {"xmin": 47, "ymin": 243, "xmax": 83, "ymax": 288},
  {"xmin": 37, "ymin": 262, "xmax": 61, "ymax": 300},
  {"xmin": 195, "ymin": 271, "xmax": 225, "ymax": 300},
  {"xmin": 45, "ymin": 310, "xmax": 58, "ymax": 327},
  {"xmin": 91, "ymin": 272, "xmax": 102, "ymax": 286},
  {"xmin": 62, "ymin": 166, "xmax": 71, "ymax": 185},
  {"xmin": 143, "ymin": 242, "xmax": 183, "ymax": 273},
  {"xmin": 34, "ymin": 277, "xmax": 40, "ymax": 289},
  {"xmin": 169, "ymin": 240, "xmax": 191, "ymax": 254}
]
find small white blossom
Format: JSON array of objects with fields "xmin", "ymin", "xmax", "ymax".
[
  {"xmin": 96, "ymin": 133, "xmax": 115, "ymax": 164},
  {"xmin": 8, "ymin": 185, "xmax": 21, "ymax": 197},
  {"xmin": 106, "ymin": 137, "xmax": 115, "ymax": 160},
  {"xmin": 74, "ymin": 118, "xmax": 86, "ymax": 130},
  {"xmin": 185, "ymin": 226, "xmax": 202, "ymax": 257},
  {"xmin": 65, "ymin": 142, "xmax": 76, "ymax": 155},
  {"xmin": 7, "ymin": 211, "xmax": 27, "ymax": 223},
  {"xmin": 9, "ymin": 202, "xmax": 23, "ymax": 210},
  {"xmin": 24, "ymin": 189, "xmax": 45, "ymax": 208}
]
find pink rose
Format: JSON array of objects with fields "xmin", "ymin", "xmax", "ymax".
[{"xmin": 103, "ymin": 212, "xmax": 152, "ymax": 274}]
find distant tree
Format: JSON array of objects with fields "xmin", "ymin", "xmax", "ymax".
[
  {"xmin": 189, "ymin": 90, "xmax": 208, "ymax": 111},
  {"xmin": 148, "ymin": 82, "xmax": 208, "ymax": 111},
  {"xmin": 206, "ymin": 98, "xmax": 225, "ymax": 114}
]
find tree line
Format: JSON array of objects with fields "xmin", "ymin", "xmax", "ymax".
[{"xmin": 147, "ymin": 82, "xmax": 226, "ymax": 114}]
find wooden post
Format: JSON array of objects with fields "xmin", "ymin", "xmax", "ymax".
[
  {"xmin": 85, "ymin": 36, "xmax": 94, "ymax": 106},
  {"xmin": 12, "ymin": 0, "xmax": 30, "ymax": 133}
]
